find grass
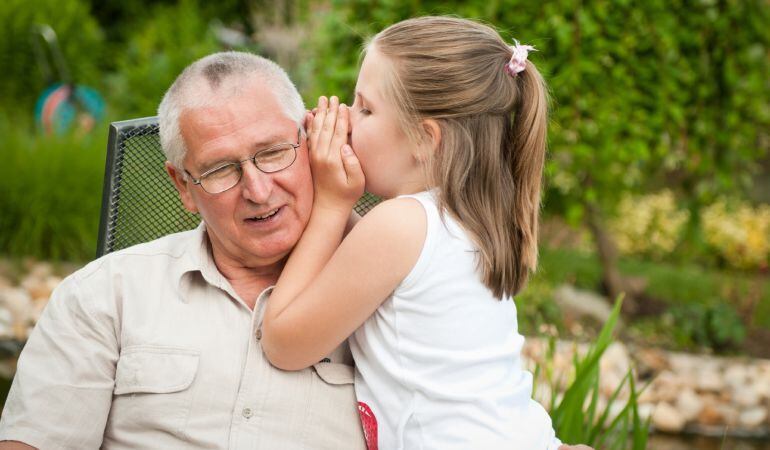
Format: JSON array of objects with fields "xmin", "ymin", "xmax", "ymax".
[
  {"xmin": 0, "ymin": 117, "xmax": 107, "ymax": 262},
  {"xmin": 520, "ymin": 245, "xmax": 770, "ymax": 353},
  {"xmin": 539, "ymin": 246, "xmax": 770, "ymax": 323},
  {"xmin": 543, "ymin": 297, "xmax": 650, "ymax": 449}
]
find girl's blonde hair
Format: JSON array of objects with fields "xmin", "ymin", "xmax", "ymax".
[{"xmin": 370, "ymin": 16, "xmax": 548, "ymax": 299}]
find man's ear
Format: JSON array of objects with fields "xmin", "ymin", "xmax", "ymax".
[
  {"xmin": 414, "ymin": 119, "xmax": 441, "ymax": 163},
  {"xmin": 165, "ymin": 161, "xmax": 199, "ymax": 214}
]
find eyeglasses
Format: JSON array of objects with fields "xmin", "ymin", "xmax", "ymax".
[{"xmin": 184, "ymin": 128, "xmax": 302, "ymax": 194}]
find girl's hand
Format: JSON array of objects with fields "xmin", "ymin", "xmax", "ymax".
[{"xmin": 307, "ymin": 96, "xmax": 365, "ymax": 215}]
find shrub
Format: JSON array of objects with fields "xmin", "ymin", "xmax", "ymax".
[
  {"xmin": 665, "ymin": 303, "xmax": 747, "ymax": 351},
  {"xmin": 609, "ymin": 190, "xmax": 690, "ymax": 259},
  {"xmin": 105, "ymin": 0, "xmax": 222, "ymax": 118},
  {"xmin": 0, "ymin": 115, "xmax": 106, "ymax": 261},
  {"xmin": 701, "ymin": 199, "xmax": 770, "ymax": 270}
]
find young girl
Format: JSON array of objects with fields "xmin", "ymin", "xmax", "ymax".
[{"xmin": 263, "ymin": 16, "xmax": 562, "ymax": 449}]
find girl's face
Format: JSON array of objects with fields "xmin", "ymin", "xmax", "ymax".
[{"xmin": 350, "ymin": 47, "xmax": 427, "ymax": 198}]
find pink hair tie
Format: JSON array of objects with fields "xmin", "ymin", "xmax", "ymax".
[{"xmin": 505, "ymin": 40, "xmax": 536, "ymax": 77}]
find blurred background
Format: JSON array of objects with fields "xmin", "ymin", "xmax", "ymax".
[{"xmin": 0, "ymin": 0, "xmax": 768, "ymax": 448}]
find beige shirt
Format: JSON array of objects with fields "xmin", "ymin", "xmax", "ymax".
[{"xmin": 0, "ymin": 224, "xmax": 366, "ymax": 450}]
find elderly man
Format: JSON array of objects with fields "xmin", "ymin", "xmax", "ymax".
[{"xmin": 0, "ymin": 52, "xmax": 365, "ymax": 449}]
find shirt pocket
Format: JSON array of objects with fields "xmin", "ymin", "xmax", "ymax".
[
  {"xmin": 110, "ymin": 345, "xmax": 200, "ymax": 437},
  {"xmin": 306, "ymin": 362, "xmax": 366, "ymax": 449},
  {"xmin": 312, "ymin": 361, "xmax": 355, "ymax": 385}
]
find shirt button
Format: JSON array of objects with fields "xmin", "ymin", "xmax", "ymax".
[
  {"xmin": 242, "ymin": 407, "xmax": 253, "ymax": 419},
  {"xmin": 255, "ymin": 328, "xmax": 262, "ymax": 341}
]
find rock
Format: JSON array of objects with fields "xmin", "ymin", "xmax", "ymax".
[
  {"xmin": 668, "ymin": 352, "xmax": 704, "ymax": 374},
  {"xmin": 27, "ymin": 261, "xmax": 53, "ymax": 279},
  {"xmin": 753, "ymin": 378, "xmax": 770, "ymax": 399},
  {"xmin": 0, "ymin": 307, "xmax": 13, "ymax": 339},
  {"xmin": 646, "ymin": 370, "xmax": 684, "ymax": 403},
  {"xmin": 716, "ymin": 404, "xmax": 739, "ymax": 427},
  {"xmin": 601, "ymin": 342, "xmax": 631, "ymax": 377},
  {"xmin": 733, "ymin": 385, "xmax": 760, "ymax": 408},
  {"xmin": 0, "ymin": 287, "xmax": 34, "ymax": 340},
  {"xmin": 738, "ymin": 407, "xmax": 766, "ymax": 429},
  {"xmin": 636, "ymin": 347, "xmax": 669, "ymax": 374},
  {"xmin": 600, "ymin": 371, "xmax": 627, "ymax": 398},
  {"xmin": 637, "ymin": 403, "xmax": 655, "ymax": 422},
  {"xmin": 553, "ymin": 284, "xmax": 614, "ymax": 324},
  {"xmin": 724, "ymin": 365, "xmax": 748, "ymax": 389},
  {"xmin": 697, "ymin": 403, "xmax": 724, "ymax": 426},
  {"xmin": 652, "ymin": 402, "xmax": 686, "ymax": 433},
  {"xmin": 676, "ymin": 388, "xmax": 704, "ymax": 422},
  {"xmin": 696, "ymin": 367, "xmax": 725, "ymax": 392}
]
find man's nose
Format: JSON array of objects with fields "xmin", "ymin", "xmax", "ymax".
[{"xmin": 240, "ymin": 162, "xmax": 273, "ymax": 204}]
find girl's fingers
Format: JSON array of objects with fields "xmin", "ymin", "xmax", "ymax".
[
  {"xmin": 318, "ymin": 96, "xmax": 339, "ymax": 159},
  {"xmin": 329, "ymin": 104, "xmax": 349, "ymax": 160},
  {"xmin": 309, "ymin": 96, "xmax": 328, "ymax": 152},
  {"xmin": 341, "ymin": 144, "xmax": 365, "ymax": 194}
]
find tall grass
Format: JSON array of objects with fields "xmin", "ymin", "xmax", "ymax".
[
  {"xmin": 543, "ymin": 297, "xmax": 650, "ymax": 449},
  {"xmin": 0, "ymin": 117, "xmax": 106, "ymax": 261}
]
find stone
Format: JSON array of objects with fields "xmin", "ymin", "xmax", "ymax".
[
  {"xmin": 732, "ymin": 385, "xmax": 760, "ymax": 408},
  {"xmin": 27, "ymin": 261, "xmax": 53, "ymax": 279},
  {"xmin": 724, "ymin": 365, "xmax": 748, "ymax": 388},
  {"xmin": 636, "ymin": 347, "xmax": 669, "ymax": 374},
  {"xmin": 738, "ymin": 407, "xmax": 766, "ymax": 429},
  {"xmin": 601, "ymin": 342, "xmax": 631, "ymax": 377},
  {"xmin": 652, "ymin": 402, "xmax": 686, "ymax": 433},
  {"xmin": 716, "ymin": 404, "xmax": 740, "ymax": 427},
  {"xmin": 553, "ymin": 284, "xmax": 614, "ymax": 324},
  {"xmin": 697, "ymin": 403, "xmax": 724, "ymax": 426},
  {"xmin": 0, "ymin": 287, "xmax": 33, "ymax": 340},
  {"xmin": 676, "ymin": 388, "xmax": 704, "ymax": 422},
  {"xmin": 696, "ymin": 367, "xmax": 725, "ymax": 392}
]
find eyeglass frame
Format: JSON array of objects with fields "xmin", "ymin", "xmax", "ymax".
[{"xmin": 183, "ymin": 127, "xmax": 303, "ymax": 194}]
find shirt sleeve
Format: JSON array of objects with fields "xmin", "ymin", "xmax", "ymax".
[{"xmin": 0, "ymin": 272, "xmax": 118, "ymax": 449}]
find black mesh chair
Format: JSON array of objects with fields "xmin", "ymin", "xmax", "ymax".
[{"xmin": 96, "ymin": 117, "xmax": 380, "ymax": 257}]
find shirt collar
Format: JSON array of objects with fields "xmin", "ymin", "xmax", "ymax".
[
  {"xmin": 175, "ymin": 222, "xmax": 273, "ymax": 309},
  {"xmin": 176, "ymin": 222, "xmax": 232, "ymax": 302}
]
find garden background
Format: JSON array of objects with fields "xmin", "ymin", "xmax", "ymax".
[{"xmin": 0, "ymin": 0, "xmax": 769, "ymax": 448}]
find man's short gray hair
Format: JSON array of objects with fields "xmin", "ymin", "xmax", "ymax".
[{"xmin": 158, "ymin": 51, "xmax": 305, "ymax": 169}]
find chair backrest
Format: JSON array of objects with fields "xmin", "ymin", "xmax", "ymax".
[{"xmin": 96, "ymin": 117, "xmax": 380, "ymax": 257}]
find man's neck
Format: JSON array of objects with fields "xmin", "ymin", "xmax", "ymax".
[{"xmin": 210, "ymin": 246, "xmax": 286, "ymax": 310}]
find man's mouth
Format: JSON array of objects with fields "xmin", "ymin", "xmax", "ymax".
[{"xmin": 246, "ymin": 207, "xmax": 280, "ymax": 222}]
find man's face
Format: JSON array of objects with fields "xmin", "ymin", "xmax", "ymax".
[{"xmin": 168, "ymin": 80, "xmax": 313, "ymax": 269}]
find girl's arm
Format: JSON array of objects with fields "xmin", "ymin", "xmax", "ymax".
[
  {"xmin": 264, "ymin": 198, "xmax": 425, "ymax": 370},
  {"xmin": 262, "ymin": 97, "xmax": 425, "ymax": 370}
]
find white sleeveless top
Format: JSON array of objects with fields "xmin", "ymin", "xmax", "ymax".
[{"xmin": 350, "ymin": 191, "xmax": 561, "ymax": 450}]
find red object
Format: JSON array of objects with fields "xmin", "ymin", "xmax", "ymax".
[{"xmin": 357, "ymin": 401, "xmax": 378, "ymax": 450}]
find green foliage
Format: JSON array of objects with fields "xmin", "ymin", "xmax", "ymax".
[
  {"xmin": 537, "ymin": 245, "xmax": 770, "ymax": 352},
  {"xmin": 667, "ymin": 303, "xmax": 747, "ymax": 351},
  {"xmin": 105, "ymin": 0, "xmax": 223, "ymax": 117},
  {"xmin": 0, "ymin": 115, "xmax": 105, "ymax": 261},
  {"xmin": 0, "ymin": 0, "xmax": 104, "ymax": 115},
  {"xmin": 302, "ymin": 0, "xmax": 770, "ymax": 225},
  {"xmin": 545, "ymin": 297, "xmax": 649, "ymax": 449},
  {"xmin": 532, "ymin": 0, "xmax": 770, "ymax": 214},
  {"xmin": 514, "ymin": 276, "xmax": 564, "ymax": 335}
]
